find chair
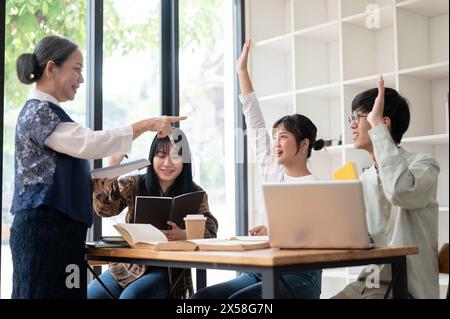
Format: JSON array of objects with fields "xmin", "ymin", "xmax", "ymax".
[{"xmin": 438, "ymin": 243, "xmax": 449, "ymax": 299}]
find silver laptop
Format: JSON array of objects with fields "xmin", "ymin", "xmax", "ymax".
[{"xmin": 262, "ymin": 180, "xmax": 371, "ymax": 249}]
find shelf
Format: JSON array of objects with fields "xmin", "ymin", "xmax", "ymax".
[
  {"xmin": 295, "ymin": 93, "xmax": 341, "ymax": 142},
  {"xmin": 402, "ymin": 134, "xmax": 449, "ymax": 145},
  {"xmin": 258, "ymin": 94, "xmax": 294, "ymax": 128},
  {"xmin": 342, "ymin": 0, "xmax": 394, "ymax": 19},
  {"xmin": 249, "ymin": 0, "xmax": 292, "ymax": 42},
  {"xmin": 398, "ymin": 61, "xmax": 449, "ymax": 81},
  {"xmin": 342, "ymin": 10, "xmax": 396, "ymax": 80},
  {"xmin": 295, "ymin": 23, "xmax": 340, "ymax": 90},
  {"xmin": 294, "ymin": 0, "xmax": 339, "ymax": 31},
  {"xmin": 252, "ymin": 37, "xmax": 293, "ymax": 97},
  {"xmin": 344, "ymin": 148, "xmax": 374, "ymax": 175},
  {"xmin": 343, "ymin": 72, "xmax": 396, "ymax": 88},
  {"xmin": 295, "ymin": 82, "xmax": 340, "ymax": 98},
  {"xmin": 316, "ymin": 145, "xmax": 346, "ymax": 155},
  {"xmin": 255, "ymin": 34, "xmax": 293, "ymax": 53},
  {"xmin": 397, "ymin": 4, "xmax": 449, "ymax": 70},
  {"xmin": 399, "ymin": 75, "xmax": 449, "ymax": 137},
  {"xmin": 343, "ymin": 6, "xmax": 395, "ymax": 29},
  {"xmin": 310, "ymin": 152, "xmax": 344, "ymax": 181},
  {"xmin": 316, "ymin": 144, "xmax": 355, "ymax": 154},
  {"xmin": 294, "ymin": 21, "xmax": 340, "ymax": 42},
  {"xmin": 397, "ymin": 0, "xmax": 449, "ymax": 18},
  {"xmin": 259, "ymin": 91, "xmax": 293, "ymax": 103},
  {"xmin": 248, "ymin": 0, "xmax": 449, "ymax": 274}
]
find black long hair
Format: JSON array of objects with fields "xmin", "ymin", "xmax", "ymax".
[
  {"xmin": 273, "ymin": 114, "xmax": 325, "ymax": 158},
  {"xmin": 139, "ymin": 128, "xmax": 195, "ymax": 197}
]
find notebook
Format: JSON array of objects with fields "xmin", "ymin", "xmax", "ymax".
[{"xmin": 133, "ymin": 191, "xmax": 205, "ymax": 229}]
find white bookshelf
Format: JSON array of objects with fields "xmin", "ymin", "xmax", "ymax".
[{"xmin": 246, "ymin": 0, "xmax": 449, "ymax": 298}]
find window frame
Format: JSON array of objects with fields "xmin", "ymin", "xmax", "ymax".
[{"xmin": 0, "ymin": 0, "xmax": 6, "ymax": 293}]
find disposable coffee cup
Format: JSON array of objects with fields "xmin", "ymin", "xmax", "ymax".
[{"xmin": 183, "ymin": 214, "xmax": 207, "ymax": 239}]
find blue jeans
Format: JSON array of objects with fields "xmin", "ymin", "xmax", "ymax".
[
  {"xmin": 192, "ymin": 270, "xmax": 322, "ymax": 299},
  {"xmin": 88, "ymin": 268, "xmax": 169, "ymax": 299}
]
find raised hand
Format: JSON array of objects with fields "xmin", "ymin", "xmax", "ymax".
[
  {"xmin": 132, "ymin": 115, "xmax": 187, "ymax": 140},
  {"xmin": 367, "ymin": 75, "xmax": 385, "ymax": 128},
  {"xmin": 236, "ymin": 39, "xmax": 251, "ymax": 74},
  {"xmin": 236, "ymin": 39, "xmax": 254, "ymax": 95},
  {"xmin": 153, "ymin": 116, "xmax": 188, "ymax": 138}
]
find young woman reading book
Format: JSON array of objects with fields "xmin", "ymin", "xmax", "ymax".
[
  {"xmin": 192, "ymin": 40, "xmax": 324, "ymax": 299},
  {"xmin": 88, "ymin": 128, "xmax": 218, "ymax": 299}
]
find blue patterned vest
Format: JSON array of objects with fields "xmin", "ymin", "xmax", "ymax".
[{"xmin": 11, "ymin": 99, "xmax": 93, "ymax": 226}]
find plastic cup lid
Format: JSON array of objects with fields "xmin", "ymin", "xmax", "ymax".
[{"xmin": 183, "ymin": 214, "xmax": 206, "ymax": 221}]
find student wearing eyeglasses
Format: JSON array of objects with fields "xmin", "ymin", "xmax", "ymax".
[
  {"xmin": 192, "ymin": 39, "xmax": 323, "ymax": 299},
  {"xmin": 333, "ymin": 76, "xmax": 440, "ymax": 299}
]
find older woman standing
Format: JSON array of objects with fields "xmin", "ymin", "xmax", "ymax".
[{"xmin": 11, "ymin": 35, "xmax": 185, "ymax": 299}]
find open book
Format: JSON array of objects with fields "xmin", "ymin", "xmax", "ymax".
[
  {"xmin": 113, "ymin": 223, "xmax": 169, "ymax": 249},
  {"xmin": 113, "ymin": 223, "xmax": 270, "ymax": 251},
  {"xmin": 91, "ymin": 158, "xmax": 150, "ymax": 179},
  {"xmin": 134, "ymin": 191, "xmax": 205, "ymax": 229},
  {"xmin": 229, "ymin": 235, "xmax": 269, "ymax": 241},
  {"xmin": 194, "ymin": 237, "xmax": 270, "ymax": 251},
  {"xmin": 152, "ymin": 237, "xmax": 269, "ymax": 251}
]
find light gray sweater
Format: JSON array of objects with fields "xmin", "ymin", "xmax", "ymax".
[{"xmin": 358, "ymin": 124, "xmax": 440, "ymax": 299}]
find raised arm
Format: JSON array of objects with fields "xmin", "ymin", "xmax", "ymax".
[
  {"xmin": 368, "ymin": 76, "xmax": 440, "ymax": 209},
  {"xmin": 237, "ymin": 40, "xmax": 279, "ymax": 178},
  {"xmin": 131, "ymin": 115, "xmax": 187, "ymax": 140},
  {"xmin": 236, "ymin": 39, "xmax": 254, "ymax": 95}
]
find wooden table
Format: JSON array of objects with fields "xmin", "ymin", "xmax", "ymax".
[{"xmin": 86, "ymin": 245, "xmax": 418, "ymax": 299}]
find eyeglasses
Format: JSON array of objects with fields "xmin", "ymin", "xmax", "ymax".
[{"xmin": 348, "ymin": 114, "xmax": 368, "ymax": 125}]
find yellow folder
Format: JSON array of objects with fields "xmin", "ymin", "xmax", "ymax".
[{"xmin": 333, "ymin": 162, "xmax": 359, "ymax": 181}]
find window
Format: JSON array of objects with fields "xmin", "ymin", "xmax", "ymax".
[
  {"xmin": 179, "ymin": 0, "xmax": 237, "ymax": 286},
  {"xmin": 101, "ymin": 0, "xmax": 161, "ymax": 236}
]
